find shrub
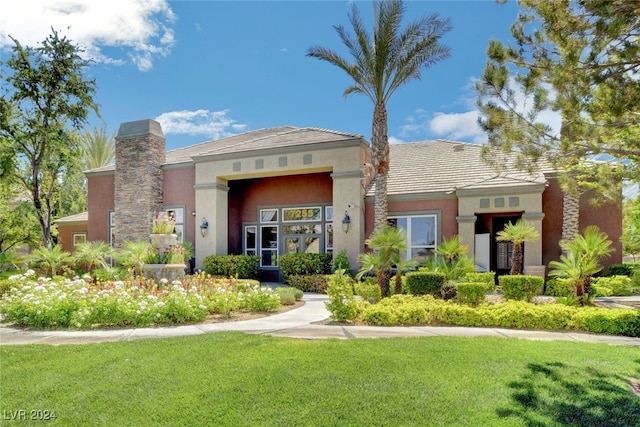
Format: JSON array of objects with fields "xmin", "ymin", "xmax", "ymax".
[
  {"xmin": 464, "ymin": 271, "xmax": 495, "ymax": 286},
  {"xmin": 499, "ymin": 275, "xmax": 544, "ymax": 302},
  {"xmin": 287, "ymin": 274, "xmax": 331, "ymax": 293},
  {"xmin": 606, "ymin": 263, "xmax": 636, "ymax": 277},
  {"xmin": 202, "ymin": 255, "xmax": 260, "ymax": 279},
  {"xmin": 275, "ymin": 287, "xmax": 303, "ymax": 305},
  {"xmin": 440, "ymin": 280, "xmax": 457, "ymax": 300},
  {"xmin": 545, "ymin": 278, "xmax": 574, "ymax": 297},
  {"xmin": 333, "ymin": 249, "xmax": 351, "ymax": 273},
  {"xmin": 455, "ymin": 282, "xmax": 492, "ymax": 306},
  {"xmin": 354, "ymin": 277, "xmax": 381, "ymax": 303},
  {"xmin": 325, "ymin": 270, "xmax": 357, "ymax": 322},
  {"xmin": 592, "ymin": 275, "xmax": 633, "ymax": 296},
  {"xmin": 405, "ymin": 271, "xmax": 446, "ymax": 296},
  {"xmin": 279, "ymin": 253, "xmax": 332, "ymax": 282}
]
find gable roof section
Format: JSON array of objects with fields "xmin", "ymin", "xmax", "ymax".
[
  {"xmin": 368, "ymin": 139, "xmax": 546, "ymax": 197},
  {"xmin": 86, "ymin": 126, "xmax": 365, "ymax": 174}
]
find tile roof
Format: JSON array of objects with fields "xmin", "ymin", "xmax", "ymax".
[
  {"xmin": 56, "ymin": 211, "xmax": 88, "ymax": 224},
  {"xmin": 368, "ymin": 139, "xmax": 547, "ymax": 197},
  {"xmin": 86, "ymin": 126, "xmax": 365, "ymax": 172}
]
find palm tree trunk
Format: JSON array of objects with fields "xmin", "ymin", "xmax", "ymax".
[
  {"xmin": 377, "ymin": 269, "xmax": 391, "ymax": 298},
  {"xmin": 510, "ymin": 244, "xmax": 524, "ymax": 275},
  {"xmin": 562, "ymin": 192, "xmax": 580, "ymax": 244},
  {"xmin": 372, "ymin": 102, "xmax": 389, "ymax": 230}
]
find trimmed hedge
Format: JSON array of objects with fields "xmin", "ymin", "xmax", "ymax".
[
  {"xmin": 545, "ymin": 278, "xmax": 574, "ymax": 297},
  {"xmin": 606, "ymin": 263, "xmax": 637, "ymax": 277},
  {"xmin": 591, "ymin": 275, "xmax": 634, "ymax": 296},
  {"xmin": 286, "ymin": 274, "xmax": 331, "ymax": 293},
  {"xmin": 350, "ymin": 294, "xmax": 640, "ymax": 336},
  {"xmin": 202, "ymin": 255, "xmax": 260, "ymax": 279},
  {"xmin": 464, "ymin": 272, "xmax": 495, "ymax": 286},
  {"xmin": 455, "ymin": 282, "xmax": 492, "ymax": 306},
  {"xmin": 279, "ymin": 253, "xmax": 332, "ymax": 282},
  {"xmin": 499, "ymin": 275, "xmax": 544, "ymax": 302},
  {"xmin": 405, "ymin": 271, "xmax": 446, "ymax": 296}
]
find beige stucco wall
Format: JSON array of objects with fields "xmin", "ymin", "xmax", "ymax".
[
  {"xmin": 193, "ymin": 141, "xmax": 368, "ymax": 270},
  {"xmin": 456, "ymin": 184, "xmax": 546, "ymax": 267}
]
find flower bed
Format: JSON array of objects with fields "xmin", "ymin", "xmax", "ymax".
[{"xmin": 0, "ymin": 270, "xmax": 280, "ymax": 329}]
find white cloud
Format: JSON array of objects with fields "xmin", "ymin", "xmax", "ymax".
[
  {"xmin": 388, "ymin": 136, "xmax": 406, "ymax": 145},
  {"xmin": 0, "ymin": 0, "xmax": 176, "ymax": 72},
  {"xmin": 155, "ymin": 109, "xmax": 247, "ymax": 140},
  {"xmin": 398, "ymin": 76, "xmax": 561, "ymax": 145}
]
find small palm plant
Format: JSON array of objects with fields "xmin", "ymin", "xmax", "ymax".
[
  {"xmin": 356, "ymin": 224, "xmax": 408, "ymax": 298},
  {"xmin": 116, "ymin": 241, "xmax": 154, "ymax": 277},
  {"xmin": 73, "ymin": 241, "xmax": 113, "ymax": 274},
  {"xmin": 549, "ymin": 225, "xmax": 613, "ymax": 306},
  {"xmin": 496, "ymin": 219, "xmax": 540, "ymax": 275},
  {"xmin": 26, "ymin": 245, "xmax": 73, "ymax": 277},
  {"xmin": 423, "ymin": 235, "xmax": 474, "ymax": 281}
]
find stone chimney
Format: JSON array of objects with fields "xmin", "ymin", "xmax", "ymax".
[{"xmin": 114, "ymin": 119, "xmax": 165, "ymax": 247}]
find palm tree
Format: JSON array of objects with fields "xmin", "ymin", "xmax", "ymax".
[
  {"xmin": 79, "ymin": 125, "xmax": 115, "ymax": 171},
  {"xmin": 496, "ymin": 219, "xmax": 540, "ymax": 275},
  {"xmin": 550, "ymin": 225, "xmax": 613, "ymax": 305},
  {"xmin": 307, "ymin": 0, "xmax": 451, "ymax": 229},
  {"xmin": 115, "ymin": 241, "xmax": 154, "ymax": 277},
  {"xmin": 73, "ymin": 241, "xmax": 113, "ymax": 274},
  {"xmin": 26, "ymin": 245, "xmax": 73, "ymax": 277},
  {"xmin": 356, "ymin": 224, "xmax": 408, "ymax": 297}
]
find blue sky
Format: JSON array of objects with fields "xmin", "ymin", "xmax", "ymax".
[{"xmin": 1, "ymin": 1, "xmax": 521, "ymax": 151}]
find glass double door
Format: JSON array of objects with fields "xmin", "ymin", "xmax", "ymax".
[{"xmin": 283, "ymin": 224, "xmax": 322, "ymax": 254}]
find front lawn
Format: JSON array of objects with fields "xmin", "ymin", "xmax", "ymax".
[{"xmin": 1, "ymin": 333, "xmax": 639, "ymax": 426}]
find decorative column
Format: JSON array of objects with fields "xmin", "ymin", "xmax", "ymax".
[
  {"xmin": 194, "ymin": 180, "xmax": 229, "ymax": 268},
  {"xmin": 522, "ymin": 211, "xmax": 545, "ymax": 267},
  {"xmin": 114, "ymin": 119, "xmax": 165, "ymax": 247},
  {"xmin": 456, "ymin": 214, "xmax": 477, "ymax": 260},
  {"xmin": 331, "ymin": 169, "xmax": 365, "ymax": 275}
]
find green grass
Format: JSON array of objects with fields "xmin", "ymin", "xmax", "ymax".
[{"xmin": 2, "ymin": 333, "xmax": 639, "ymax": 426}]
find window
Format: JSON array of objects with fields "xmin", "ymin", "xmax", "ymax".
[
  {"xmin": 108, "ymin": 210, "xmax": 115, "ymax": 247},
  {"xmin": 244, "ymin": 225, "xmax": 257, "ymax": 256},
  {"xmin": 260, "ymin": 225, "xmax": 278, "ymax": 267},
  {"xmin": 72, "ymin": 232, "xmax": 87, "ymax": 247},
  {"xmin": 389, "ymin": 214, "xmax": 438, "ymax": 261},
  {"xmin": 325, "ymin": 206, "xmax": 334, "ymax": 253},
  {"xmin": 163, "ymin": 206, "xmax": 185, "ymax": 241}
]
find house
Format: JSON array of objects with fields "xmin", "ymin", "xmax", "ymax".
[{"xmin": 57, "ymin": 118, "xmax": 622, "ymax": 280}]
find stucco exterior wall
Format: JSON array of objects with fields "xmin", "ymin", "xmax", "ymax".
[
  {"xmin": 163, "ymin": 166, "xmax": 196, "ymax": 244},
  {"xmin": 227, "ymin": 173, "xmax": 333, "ymax": 254},
  {"xmin": 87, "ymin": 173, "xmax": 115, "ymax": 243},
  {"xmin": 194, "ymin": 140, "xmax": 367, "ymax": 268},
  {"xmin": 58, "ymin": 224, "xmax": 88, "ymax": 253}
]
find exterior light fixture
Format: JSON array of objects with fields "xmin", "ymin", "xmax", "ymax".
[
  {"xmin": 341, "ymin": 211, "xmax": 351, "ymax": 233},
  {"xmin": 200, "ymin": 217, "xmax": 209, "ymax": 237}
]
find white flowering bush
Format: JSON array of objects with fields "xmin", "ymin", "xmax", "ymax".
[{"xmin": 0, "ymin": 270, "xmax": 281, "ymax": 329}]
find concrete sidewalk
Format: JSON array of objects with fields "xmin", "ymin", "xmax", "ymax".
[{"xmin": 1, "ymin": 294, "xmax": 639, "ymax": 346}]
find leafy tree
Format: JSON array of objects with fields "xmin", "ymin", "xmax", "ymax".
[
  {"xmin": 307, "ymin": 0, "xmax": 451, "ymax": 229},
  {"xmin": 549, "ymin": 225, "xmax": 613, "ymax": 305},
  {"xmin": 356, "ymin": 224, "xmax": 408, "ymax": 298},
  {"xmin": 622, "ymin": 195, "xmax": 640, "ymax": 258},
  {"xmin": 496, "ymin": 219, "xmax": 540, "ymax": 275},
  {"xmin": 0, "ymin": 29, "xmax": 98, "ymax": 247},
  {"xmin": 0, "ymin": 183, "xmax": 40, "ymax": 254},
  {"xmin": 476, "ymin": 0, "xmax": 639, "ymax": 243}
]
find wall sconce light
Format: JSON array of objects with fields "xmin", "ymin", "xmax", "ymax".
[
  {"xmin": 341, "ymin": 211, "xmax": 351, "ymax": 233},
  {"xmin": 200, "ymin": 217, "xmax": 209, "ymax": 237}
]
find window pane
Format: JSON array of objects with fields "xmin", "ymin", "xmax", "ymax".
[
  {"xmin": 325, "ymin": 223, "xmax": 333, "ymax": 250},
  {"xmin": 325, "ymin": 206, "xmax": 333, "ymax": 221},
  {"xmin": 304, "ymin": 237, "xmax": 320, "ymax": 253},
  {"xmin": 411, "ymin": 216, "xmax": 435, "ymax": 246},
  {"xmin": 261, "ymin": 226, "xmax": 278, "ymax": 249},
  {"xmin": 261, "ymin": 249, "xmax": 278, "ymax": 266},
  {"xmin": 260, "ymin": 209, "xmax": 278, "ymax": 223},
  {"xmin": 283, "ymin": 207, "xmax": 321, "ymax": 222},
  {"xmin": 245, "ymin": 226, "xmax": 256, "ymax": 250}
]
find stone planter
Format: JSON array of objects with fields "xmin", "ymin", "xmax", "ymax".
[
  {"xmin": 142, "ymin": 263, "xmax": 187, "ymax": 281},
  {"xmin": 150, "ymin": 234, "xmax": 178, "ymax": 248}
]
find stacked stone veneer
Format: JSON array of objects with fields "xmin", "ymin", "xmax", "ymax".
[{"xmin": 114, "ymin": 119, "xmax": 166, "ymax": 247}]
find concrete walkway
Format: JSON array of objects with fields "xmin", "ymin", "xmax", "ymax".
[{"xmin": 1, "ymin": 294, "xmax": 639, "ymax": 346}]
